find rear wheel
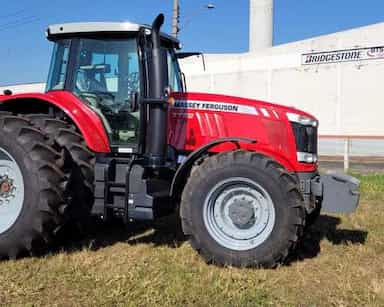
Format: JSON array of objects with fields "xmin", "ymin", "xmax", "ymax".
[
  {"xmin": 0, "ymin": 115, "xmax": 66, "ymax": 258},
  {"xmin": 181, "ymin": 151, "xmax": 305, "ymax": 268},
  {"xmin": 27, "ymin": 115, "xmax": 95, "ymax": 225}
]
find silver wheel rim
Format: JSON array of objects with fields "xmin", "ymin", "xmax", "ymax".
[
  {"xmin": 203, "ymin": 177, "xmax": 275, "ymax": 251},
  {"xmin": 0, "ymin": 148, "xmax": 25, "ymax": 234}
]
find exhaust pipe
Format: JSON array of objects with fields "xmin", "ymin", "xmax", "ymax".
[{"xmin": 145, "ymin": 14, "xmax": 169, "ymax": 167}]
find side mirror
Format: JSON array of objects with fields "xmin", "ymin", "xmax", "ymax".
[{"xmin": 129, "ymin": 91, "xmax": 139, "ymax": 112}]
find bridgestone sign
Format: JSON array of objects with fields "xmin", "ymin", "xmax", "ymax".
[{"xmin": 302, "ymin": 46, "xmax": 384, "ymax": 65}]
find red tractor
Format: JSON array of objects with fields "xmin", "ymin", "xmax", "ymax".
[{"xmin": 0, "ymin": 15, "xmax": 359, "ymax": 267}]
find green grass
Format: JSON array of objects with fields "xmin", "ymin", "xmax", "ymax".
[
  {"xmin": 0, "ymin": 175, "xmax": 383, "ymax": 307},
  {"xmin": 354, "ymin": 173, "xmax": 384, "ymax": 199}
]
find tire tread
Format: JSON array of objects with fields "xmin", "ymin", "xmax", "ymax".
[
  {"xmin": 0, "ymin": 114, "xmax": 67, "ymax": 259},
  {"xmin": 180, "ymin": 150, "xmax": 305, "ymax": 268}
]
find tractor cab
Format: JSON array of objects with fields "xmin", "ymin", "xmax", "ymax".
[{"xmin": 46, "ymin": 21, "xmax": 183, "ymax": 149}]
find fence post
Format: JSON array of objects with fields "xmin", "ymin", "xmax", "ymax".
[{"xmin": 344, "ymin": 138, "xmax": 351, "ymax": 172}]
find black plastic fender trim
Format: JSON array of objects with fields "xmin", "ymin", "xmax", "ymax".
[{"xmin": 169, "ymin": 137, "xmax": 257, "ymax": 198}]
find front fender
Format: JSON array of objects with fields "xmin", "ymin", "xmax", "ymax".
[
  {"xmin": 170, "ymin": 137, "xmax": 256, "ymax": 198},
  {"xmin": 0, "ymin": 91, "xmax": 110, "ymax": 153}
]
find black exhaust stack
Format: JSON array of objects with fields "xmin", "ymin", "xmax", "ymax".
[{"xmin": 145, "ymin": 14, "xmax": 169, "ymax": 167}]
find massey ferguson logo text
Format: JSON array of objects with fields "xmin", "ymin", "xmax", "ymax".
[
  {"xmin": 174, "ymin": 101, "xmax": 239, "ymax": 112},
  {"xmin": 302, "ymin": 46, "xmax": 384, "ymax": 65},
  {"xmin": 173, "ymin": 100, "xmax": 258, "ymax": 115}
]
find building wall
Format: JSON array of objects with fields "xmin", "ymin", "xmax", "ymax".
[
  {"xmin": 180, "ymin": 22, "xmax": 384, "ymax": 137},
  {"xmin": 0, "ymin": 83, "xmax": 45, "ymax": 94},
  {"xmin": 180, "ymin": 23, "xmax": 384, "ymax": 156}
]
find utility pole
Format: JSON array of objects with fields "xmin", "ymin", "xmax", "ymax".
[
  {"xmin": 172, "ymin": 0, "xmax": 180, "ymax": 38},
  {"xmin": 172, "ymin": 1, "xmax": 215, "ymax": 38}
]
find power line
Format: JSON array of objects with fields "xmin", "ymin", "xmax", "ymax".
[
  {"xmin": 0, "ymin": 16, "xmax": 41, "ymax": 32},
  {"xmin": 0, "ymin": 9, "xmax": 27, "ymax": 20},
  {"xmin": 0, "ymin": 16, "xmax": 39, "ymax": 28}
]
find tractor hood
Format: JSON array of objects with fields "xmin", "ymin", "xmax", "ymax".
[
  {"xmin": 170, "ymin": 92, "xmax": 317, "ymax": 122},
  {"xmin": 0, "ymin": 90, "xmax": 318, "ymax": 172},
  {"xmin": 169, "ymin": 92, "xmax": 318, "ymax": 172}
]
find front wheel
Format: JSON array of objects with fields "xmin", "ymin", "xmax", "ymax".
[{"xmin": 180, "ymin": 151, "xmax": 305, "ymax": 268}]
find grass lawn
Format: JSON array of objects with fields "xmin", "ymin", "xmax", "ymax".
[{"xmin": 0, "ymin": 174, "xmax": 383, "ymax": 306}]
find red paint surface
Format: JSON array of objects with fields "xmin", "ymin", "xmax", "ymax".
[
  {"xmin": 0, "ymin": 91, "xmax": 110, "ymax": 152},
  {"xmin": 169, "ymin": 92, "xmax": 317, "ymax": 172},
  {"xmin": 0, "ymin": 91, "xmax": 318, "ymax": 172}
]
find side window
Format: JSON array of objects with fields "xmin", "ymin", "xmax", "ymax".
[
  {"xmin": 73, "ymin": 38, "xmax": 141, "ymax": 146},
  {"xmin": 127, "ymin": 51, "xmax": 140, "ymax": 96},
  {"xmin": 46, "ymin": 40, "xmax": 70, "ymax": 91},
  {"xmin": 75, "ymin": 40, "xmax": 140, "ymax": 99},
  {"xmin": 167, "ymin": 51, "xmax": 182, "ymax": 92}
]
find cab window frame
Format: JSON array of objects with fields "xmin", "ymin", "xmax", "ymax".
[{"xmin": 54, "ymin": 35, "xmax": 144, "ymax": 150}]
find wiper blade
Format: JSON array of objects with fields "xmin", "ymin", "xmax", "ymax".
[
  {"xmin": 92, "ymin": 91, "xmax": 115, "ymax": 100},
  {"xmin": 79, "ymin": 91, "xmax": 115, "ymax": 101}
]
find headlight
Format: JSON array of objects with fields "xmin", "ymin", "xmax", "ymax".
[
  {"xmin": 288, "ymin": 112, "xmax": 318, "ymax": 164},
  {"xmin": 297, "ymin": 152, "xmax": 318, "ymax": 163},
  {"xmin": 287, "ymin": 112, "xmax": 318, "ymax": 127}
]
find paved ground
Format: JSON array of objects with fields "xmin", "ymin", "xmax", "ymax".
[{"xmin": 320, "ymin": 156, "xmax": 384, "ymax": 174}]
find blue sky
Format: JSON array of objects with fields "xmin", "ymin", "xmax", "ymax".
[{"xmin": 0, "ymin": 0, "xmax": 383, "ymax": 85}]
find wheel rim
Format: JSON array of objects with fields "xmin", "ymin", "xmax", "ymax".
[
  {"xmin": 203, "ymin": 177, "xmax": 275, "ymax": 251},
  {"xmin": 0, "ymin": 148, "xmax": 25, "ymax": 234}
]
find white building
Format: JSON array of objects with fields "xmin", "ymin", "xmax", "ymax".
[
  {"xmin": 180, "ymin": 0, "xmax": 384, "ymax": 158},
  {"xmin": 0, "ymin": 82, "xmax": 45, "ymax": 94}
]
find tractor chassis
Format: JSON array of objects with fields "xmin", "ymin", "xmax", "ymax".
[
  {"xmin": 91, "ymin": 154, "xmax": 360, "ymax": 225},
  {"xmin": 92, "ymin": 154, "xmax": 175, "ymax": 223}
]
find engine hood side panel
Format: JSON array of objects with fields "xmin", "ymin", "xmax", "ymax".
[{"xmin": 169, "ymin": 92, "xmax": 317, "ymax": 172}]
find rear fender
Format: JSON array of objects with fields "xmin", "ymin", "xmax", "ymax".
[{"xmin": 0, "ymin": 91, "xmax": 110, "ymax": 153}]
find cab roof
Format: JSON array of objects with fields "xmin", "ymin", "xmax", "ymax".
[{"xmin": 46, "ymin": 22, "xmax": 179, "ymax": 45}]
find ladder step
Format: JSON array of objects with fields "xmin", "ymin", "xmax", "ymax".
[{"xmin": 109, "ymin": 186, "xmax": 126, "ymax": 194}]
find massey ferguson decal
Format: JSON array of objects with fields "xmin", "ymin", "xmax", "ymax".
[
  {"xmin": 302, "ymin": 46, "xmax": 384, "ymax": 65},
  {"xmin": 173, "ymin": 100, "xmax": 258, "ymax": 115}
]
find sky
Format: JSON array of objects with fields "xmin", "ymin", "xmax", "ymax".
[{"xmin": 0, "ymin": 0, "xmax": 383, "ymax": 85}]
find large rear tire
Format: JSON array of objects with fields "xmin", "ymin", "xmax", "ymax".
[
  {"xmin": 180, "ymin": 151, "xmax": 305, "ymax": 268},
  {"xmin": 27, "ymin": 115, "xmax": 95, "ymax": 224},
  {"xmin": 0, "ymin": 115, "xmax": 66, "ymax": 259}
]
